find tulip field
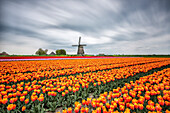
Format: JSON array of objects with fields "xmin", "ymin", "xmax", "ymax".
[{"xmin": 0, "ymin": 57, "xmax": 170, "ymax": 113}]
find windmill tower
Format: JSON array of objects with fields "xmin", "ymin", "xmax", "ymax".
[{"xmin": 72, "ymin": 37, "xmax": 87, "ymax": 55}]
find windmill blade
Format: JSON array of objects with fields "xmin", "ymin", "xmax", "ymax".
[
  {"xmin": 80, "ymin": 44, "xmax": 87, "ymax": 46},
  {"xmin": 72, "ymin": 45, "xmax": 78, "ymax": 46},
  {"xmin": 78, "ymin": 36, "xmax": 81, "ymax": 45}
]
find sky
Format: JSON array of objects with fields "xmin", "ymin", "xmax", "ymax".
[{"xmin": 0, "ymin": 0, "xmax": 170, "ymax": 55}]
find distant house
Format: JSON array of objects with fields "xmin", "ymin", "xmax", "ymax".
[
  {"xmin": 49, "ymin": 51, "xmax": 56, "ymax": 55},
  {"xmin": 0, "ymin": 52, "xmax": 9, "ymax": 55}
]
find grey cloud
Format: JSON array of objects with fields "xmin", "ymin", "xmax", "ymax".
[{"xmin": 0, "ymin": 0, "xmax": 170, "ymax": 55}]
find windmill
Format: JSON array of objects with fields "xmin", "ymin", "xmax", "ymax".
[{"xmin": 72, "ymin": 37, "xmax": 87, "ymax": 55}]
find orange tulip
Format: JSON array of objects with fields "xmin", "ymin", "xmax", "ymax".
[
  {"xmin": 38, "ymin": 96, "xmax": 44, "ymax": 102},
  {"xmin": 74, "ymin": 107, "xmax": 79, "ymax": 113},
  {"xmin": 67, "ymin": 107, "xmax": 72, "ymax": 113},
  {"xmin": 73, "ymin": 87, "xmax": 76, "ymax": 93},
  {"xmin": 129, "ymin": 103, "xmax": 134, "ymax": 110},
  {"xmin": 107, "ymin": 95, "xmax": 111, "ymax": 100},
  {"xmin": 25, "ymin": 98, "xmax": 29, "ymax": 104},
  {"xmin": 138, "ymin": 104, "xmax": 143, "ymax": 110},
  {"xmin": 62, "ymin": 92, "xmax": 65, "ymax": 97},
  {"xmin": 94, "ymin": 83, "xmax": 97, "ymax": 86},
  {"xmin": 7, "ymin": 104, "xmax": 16, "ymax": 111},
  {"xmin": 134, "ymin": 103, "xmax": 138, "ymax": 109},
  {"xmin": 23, "ymin": 91, "xmax": 28, "ymax": 96},
  {"xmin": 22, "ymin": 106, "xmax": 26, "ymax": 111},
  {"xmin": 119, "ymin": 105, "xmax": 125, "ymax": 111},
  {"xmin": 148, "ymin": 100, "xmax": 154, "ymax": 106},
  {"xmin": 65, "ymin": 90, "xmax": 69, "ymax": 94},
  {"xmin": 7, "ymin": 104, "xmax": 13, "ymax": 111},
  {"xmin": 85, "ymin": 107, "xmax": 89, "ymax": 113},
  {"xmin": 81, "ymin": 107, "xmax": 85, "ymax": 112},
  {"xmin": 82, "ymin": 99, "xmax": 86, "ymax": 105},
  {"xmin": 1, "ymin": 91, "xmax": 7, "ymax": 96},
  {"xmin": 155, "ymin": 103, "xmax": 162, "ymax": 111},
  {"xmin": 20, "ymin": 96, "xmax": 25, "ymax": 102},
  {"xmin": 2, "ymin": 98, "xmax": 8, "ymax": 104},
  {"xmin": 10, "ymin": 98, "xmax": 15, "ymax": 103},
  {"xmin": 106, "ymin": 103, "xmax": 110, "ymax": 109},
  {"xmin": 62, "ymin": 109, "xmax": 67, "ymax": 113},
  {"xmin": 158, "ymin": 100, "xmax": 164, "ymax": 106},
  {"xmin": 31, "ymin": 95, "xmax": 38, "ymax": 102},
  {"xmin": 145, "ymin": 94, "xmax": 150, "ymax": 100}
]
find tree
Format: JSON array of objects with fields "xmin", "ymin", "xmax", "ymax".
[
  {"xmin": 44, "ymin": 49, "xmax": 48, "ymax": 54},
  {"xmin": 0, "ymin": 51, "xmax": 8, "ymax": 55},
  {"xmin": 60, "ymin": 49, "xmax": 66, "ymax": 55},
  {"xmin": 35, "ymin": 48, "xmax": 48, "ymax": 55},
  {"xmin": 56, "ymin": 49, "xmax": 66, "ymax": 55}
]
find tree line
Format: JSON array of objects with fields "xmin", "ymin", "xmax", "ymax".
[{"xmin": 35, "ymin": 48, "xmax": 66, "ymax": 55}]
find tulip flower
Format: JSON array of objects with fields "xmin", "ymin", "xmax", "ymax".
[
  {"xmin": 85, "ymin": 107, "xmax": 89, "ymax": 113},
  {"xmin": 10, "ymin": 98, "xmax": 15, "ymax": 103},
  {"xmin": 38, "ymin": 96, "xmax": 44, "ymax": 102},
  {"xmin": 145, "ymin": 94, "xmax": 150, "ymax": 100},
  {"xmin": 82, "ymin": 99, "xmax": 86, "ymax": 105},
  {"xmin": 62, "ymin": 109, "xmax": 67, "ymax": 113},
  {"xmin": 2, "ymin": 98, "xmax": 8, "ymax": 104},
  {"xmin": 67, "ymin": 107, "xmax": 72, "ymax": 113},
  {"xmin": 22, "ymin": 106, "xmax": 26, "ymax": 111},
  {"xmin": 119, "ymin": 105, "xmax": 125, "ymax": 111},
  {"xmin": 74, "ymin": 107, "xmax": 79, "ymax": 113},
  {"xmin": 7, "ymin": 104, "xmax": 16, "ymax": 111},
  {"xmin": 62, "ymin": 92, "xmax": 65, "ymax": 97},
  {"xmin": 25, "ymin": 98, "xmax": 29, "ymax": 104},
  {"xmin": 20, "ymin": 96, "xmax": 25, "ymax": 102},
  {"xmin": 138, "ymin": 104, "xmax": 143, "ymax": 110}
]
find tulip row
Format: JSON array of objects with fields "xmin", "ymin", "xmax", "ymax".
[
  {"xmin": 64, "ymin": 68, "xmax": 170, "ymax": 113},
  {"xmin": 0, "ymin": 58, "xmax": 168, "ymax": 85},
  {"xmin": 0, "ymin": 58, "xmax": 169, "ymax": 112},
  {"xmin": 0, "ymin": 58, "xmax": 136, "ymax": 74},
  {"xmin": 0, "ymin": 56, "xmax": 117, "ymax": 62}
]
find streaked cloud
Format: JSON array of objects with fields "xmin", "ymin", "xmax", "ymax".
[{"xmin": 0, "ymin": 0, "xmax": 170, "ymax": 55}]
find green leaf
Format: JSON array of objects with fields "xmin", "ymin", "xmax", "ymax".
[
  {"xmin": 40, "ymin": 108, "xmax": 45, "ymax": 113},
  {"xmin": 30, "ymin": 109, "xmax": 35, "ymax": 113},
  {"xmin": 52, "ymin": 101, "xmax": 57, "ymax": 108},
  {"xmin": 16, "ymin": 109, "xmax": 22, "ymax": 113},
  {"xmin": 37, "ymin": 104, "xmax": 41, "ymax": 113}
]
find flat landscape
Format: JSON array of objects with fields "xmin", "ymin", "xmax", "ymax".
[
  {"xmin": 1, "ymin": 0, "xmax": 170, "ymax": 112},
  {"xmin": 0, "ymin": 57, "xmax": 170, "ymax": 113}
]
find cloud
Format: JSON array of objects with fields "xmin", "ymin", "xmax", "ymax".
[{"xmin": 0, "ymin": 0, "xmax": 170, "ymax": 55}]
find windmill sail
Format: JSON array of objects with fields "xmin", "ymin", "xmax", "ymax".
[{"xmin": 79, "ymin": 37, "xmax": 81, "ymax": 45}]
